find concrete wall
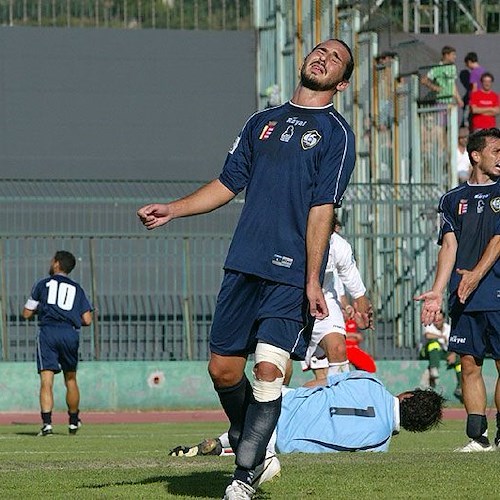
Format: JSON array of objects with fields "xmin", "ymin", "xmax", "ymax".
[
  {"xmin": 0, "ymin": 28, "xmax": 256, "ymax": 181},
  {"xmin": 2, "ymin": 360, "xmax": 498, "ymax": 411}
]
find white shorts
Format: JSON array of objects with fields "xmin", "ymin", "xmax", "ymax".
[{"xmin": 301, "ymin": 296, "xmax": 346, "ymax": 370}]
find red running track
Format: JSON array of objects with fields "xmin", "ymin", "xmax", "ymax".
[{"xmin": 0, "ymin": 407, "xmax": 476, "ymax": 425}]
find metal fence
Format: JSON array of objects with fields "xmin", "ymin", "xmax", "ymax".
[
  {"xmin": 0, "ymin": 0, "xmax": 253, "ymax": 29},
  {"xmin": 0, "ymin": 181, "xmax": 442, "ymax": 363}
]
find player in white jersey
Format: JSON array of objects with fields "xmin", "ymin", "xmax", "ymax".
[{"xmin": 301, "ymin": 226, "xmax": 372, "ymax": 378}]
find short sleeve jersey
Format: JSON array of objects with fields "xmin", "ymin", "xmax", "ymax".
[
  {"xmin": 427, "ymin": 63, "xmax": 457, "ymax": 103},
  {"xmin": 438, "ymin": 180, "xmax": 500, "ymax": 312},
  {"xmin": 29, "ymin": 274, "xmax": 93, "ymax": 329},
  {"xmin": 469, "ymin": 90, "xmax": 499, "ymax": 130},
  {"xmin": 276, "ymin": 371, "xmax": 398, "ymax": 453},
  {"xmin": 219, "ymin": 101, "xmax": 356, "ymax": 288}
]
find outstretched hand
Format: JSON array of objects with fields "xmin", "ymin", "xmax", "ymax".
[
  {"xmin": 137, "ymin": 203, "xmax": 173, "ymax": 230},
  {"xmin": 414, "ymin": 290, "xmax": 442, "ymax": 326}
]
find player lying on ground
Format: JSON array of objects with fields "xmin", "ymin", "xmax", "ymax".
[{"xmin": 169, "ymin": 371, "xmax": 445, "ymax": 487}]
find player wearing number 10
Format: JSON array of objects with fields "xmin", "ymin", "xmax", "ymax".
[{"xmin": 22, "ymin": 251, "xmax": 93, "ymax": 436}]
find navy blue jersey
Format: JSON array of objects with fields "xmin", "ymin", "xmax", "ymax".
[
  {"xmin": 438, "ymin": 180, "xmax": 500, "ymax": 312},
  {"xmin": 28, "ymin": 274, "xmax": 93, "ymax": 329},
  {"xmin": 219, "ymin": 101, "xmax": 355, "ymax": 288}
]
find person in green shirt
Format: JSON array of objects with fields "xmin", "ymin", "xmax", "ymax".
[{"xmin": 421, "ymin": 45, "xmax": 464, "ymax": 106}]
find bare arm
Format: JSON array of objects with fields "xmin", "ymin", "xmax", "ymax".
[
  {"xmin": 414, "ymin": 232, "xmax": 458, "ymax": 325},
  {"xmin": 137, "ymin": 179, "xmax": 236, "ymax": 230},
  {"xmin": 81, "ymin": 310, "xmax": 93, "ymax": 326},
  {"xmin": 453, "ymin": 83, "xmax": 463, "ymax": 107},
  {"xmin": 421, "ymin": 75, "xmax": 439, "ymax": 92},
  {"xmin": 457, "ymin": 234, "xmax": 500, "ymax": 304},
  {"xmin": 22, "ymin": 307, "xmax": 35, "ymax": 320},
  {"xmin": 470, "ymin": 105, "xmax": 500, "ymax": 116},
  {"xmin": 306, "ymin": 204, "xmax": 334, "ymax": 319}
]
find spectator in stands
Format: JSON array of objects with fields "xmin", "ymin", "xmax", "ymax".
[
  {"xmin": 22, "ymin": 251, "xmax": 93, "ymax": 437},
  {"xmin": 418, "ymin": 310, "xmax": 462, "ymax": 401},
  {"xmin": 461, "ymin": 52, "xmax": 485, "ymax": 127},
  {"xmin": 457, "ymin": 126, "xmax": 472, "ymax": 184},
  {"xmin": 469, "ymin": 72, "xmax": 499, "ymax": 132},
  {"xmin": 465, "ymin": 52, "xmax": 486, "ymax": 94},
  {"xmin": 421, "ymin": 46, "xmax": 463, "ymax": 107}
]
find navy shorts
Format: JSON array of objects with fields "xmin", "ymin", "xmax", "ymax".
[
  {"xmin": 36, "ymin": 326, "xmax": 80, "ymax": 373},
  {"xmin": 449, "ymin": 310, "xmax": 500, "ymax": 359},
  {"xmin": 210, "ymin": 270, "xmax": 312, "ymax": 360}
]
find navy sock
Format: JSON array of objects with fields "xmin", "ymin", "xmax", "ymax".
[
  {"xmin": 496, "ymin": 412, "xmax": 500, "ymax": 440},
  {"xmin": 215, "ymin": 375, "xmax": 254, "ymax": 451},
  {"xmin": 41, "ymin": 412, "xmax": 52, "ymax": 425},
  {"xmin": 68, "ymin": 410, "xmax": 79, "ymax": 426},
  {"xmin": 234, "ymin": 396, "xmax": 282, "ymax": 481},
  {"xmin": 466, "ymin": 413, "xmax": 489, "ymax": 444}
]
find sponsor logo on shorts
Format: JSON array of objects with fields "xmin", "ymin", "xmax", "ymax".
[
  {"xmin": 301, "ymin": 130, "xmax": 321, "ymax": 150},
  {"xmin": 490, "ymin": 197, "xmax": 500, "ymax": 213},
  {"xmin": 280, "ymin": 125, "xmax": 294, "ymax": 142},
  {"xmin": 259, "ymin": 121, "xmax": 277, "ymax": 140},
  {"xmin": 449, "ymin": 335, "xmax": 466, "ymax": 344},
  {"xmin": 272, "ymin": 254, "xmax": 293, "ymax": 268}
]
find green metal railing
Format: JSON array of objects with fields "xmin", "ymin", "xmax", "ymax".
[{"xmin": 0, "ymin": 0, "xmax": 253, "ymax": 30}]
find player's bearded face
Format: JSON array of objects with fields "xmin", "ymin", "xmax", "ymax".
[
  {"xmin": 300, "ymin": 64, "xmax": 340, "ymax": 91},
  {"xmin": 300, "ymin": 43, "xmax": 349, "ymax": 92}
]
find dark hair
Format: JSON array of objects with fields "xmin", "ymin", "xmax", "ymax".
[
  {"xmin": 399, "ymin": 389, "xmax": 445, "ymax": 432},
  {"xmin": 481, "ymin": 72, "xmax": 494, "ymax": 82},
  {"xmin": 441, "ymin": 45, "xmax": 456, "ymax": 56},
  {"xmin": 467, "ymin": 128, "xmax": 500, "ymax": 164},
  {"xmin": 464, "ymin": 51, "xmax": 478, "ymax": 63},
  {"xmin": 335, "ymin": 39, "xmax": 355, "ymax": 81},
  {"xmin": 54, "ymin": 250, "xmax": 76, "ymax": 274}
]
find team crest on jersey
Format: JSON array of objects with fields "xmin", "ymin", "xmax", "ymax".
[
  {"xmin": 490, "ymin": 197, "xmax": 500, "ymax": 213},
  {"xmin": 259, "ymin": 121, "xmax": 277, "ymax": 140},
  {"xmin": 458, "ymin": 199, "xmax": 468, "ymax": 215},
  {"xmin": 301, "ymin": 130, "xmax": 321, "ymax": 150}
]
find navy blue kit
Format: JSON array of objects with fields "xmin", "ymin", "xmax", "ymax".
[
  {"xmin": 210, "ymin": 101, "xmax": 355, "ymax": 358},
  {"xmin": 438, "ymin": 180, "xmax": 500, "ymax": 357},
  {"xmin": 28, "ymin": 274, "xmax": 93, "ymax": 372}
]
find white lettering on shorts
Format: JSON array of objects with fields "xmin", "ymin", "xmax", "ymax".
[{"xmin": 449, "ymin": 335, "xmax": 466, "ymax": 344}]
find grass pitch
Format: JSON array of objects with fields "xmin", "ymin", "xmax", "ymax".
[{"xmin": 0, "ymin": 419, "xmax": 498, "ymax": 499}]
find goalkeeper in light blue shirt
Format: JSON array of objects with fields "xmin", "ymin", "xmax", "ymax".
[{"xmin": 169, "ymin": 371, "xmax": 444, "ymax": 486}]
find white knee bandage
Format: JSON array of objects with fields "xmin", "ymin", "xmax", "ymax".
[{"xmin": 252, "ymin": 343, "xmax": 290, "ymax": 402}]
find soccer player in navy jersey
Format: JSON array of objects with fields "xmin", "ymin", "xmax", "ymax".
[
  {"xmin": 138, "ymin": 38, "xmax": 356, "ymax": 499},
  {"xmin": 22, "ymin": 251, "xmax": 93, "ymax": 436},
  {"xmin": 416, "ymin": 128, "xmax": 500, "ymax": 452}
]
